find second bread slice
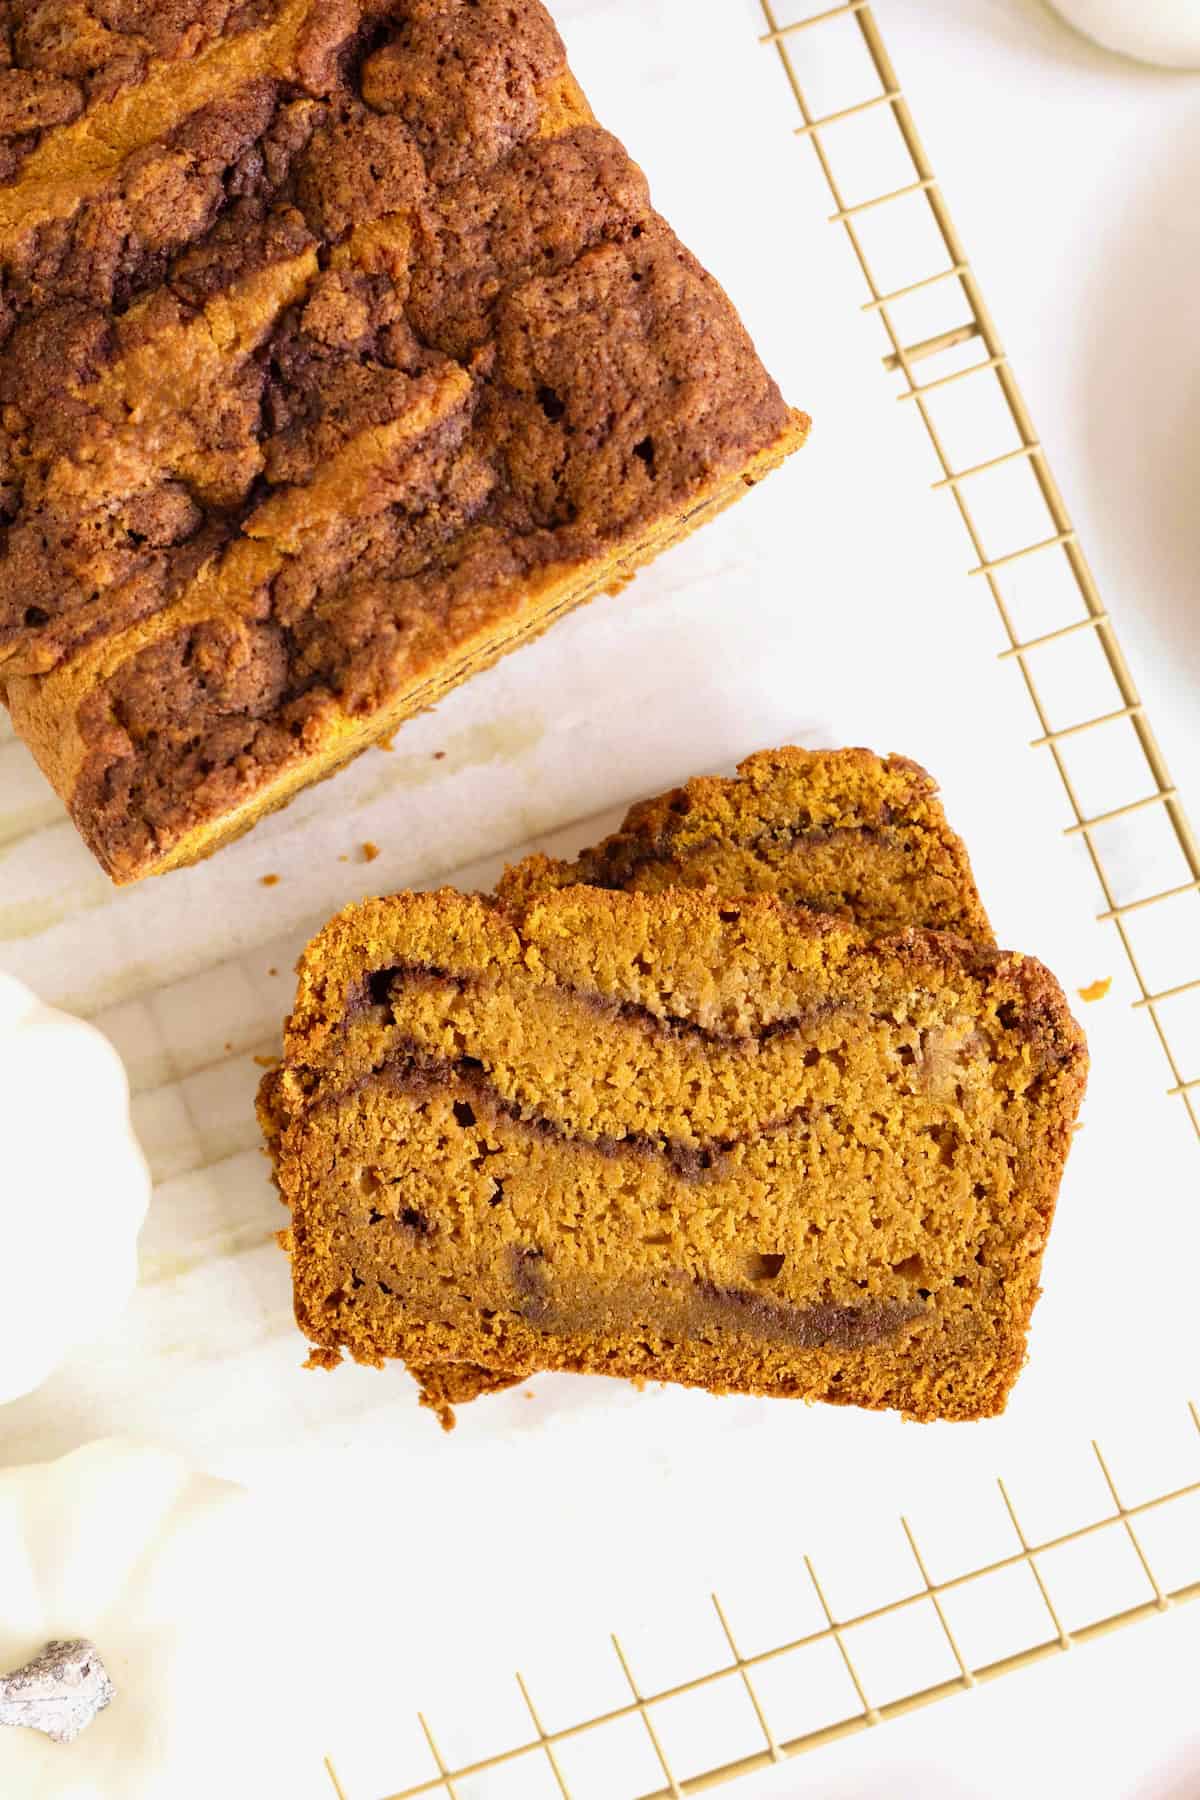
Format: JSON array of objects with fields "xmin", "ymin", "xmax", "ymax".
[{"xmin": 499, "ymin": 746, "xmax": 993, "ymax": 941}]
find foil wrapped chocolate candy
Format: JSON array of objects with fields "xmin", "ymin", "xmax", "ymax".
[{"xmin": 0, "ymin": 1640, "xmax": 115, "ymax": 1745}]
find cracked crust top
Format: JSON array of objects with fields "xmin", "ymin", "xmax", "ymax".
[{"xmin": 0, "ymin": 1, "xmax": 807, "ymax": 878}]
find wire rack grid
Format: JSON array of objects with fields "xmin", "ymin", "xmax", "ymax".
[
  {"xmin": 762, "ymin": 0, "xmax": 1200, "ymax": 1138},
  {"xmin": 335, "ymin": 1407, "xmax": 1200, "ymax": 1800},
  {"xmin": 322, "ymin": 4, "xmax": 1200, "ymax": 1795}
]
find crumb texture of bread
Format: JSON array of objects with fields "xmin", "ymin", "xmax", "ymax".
[
  {"xmin": 0, "ymin": 0, "xmax": 807, "ymax": 881},
  {"xmin": 260, "ymin": 879, "xmax": 1087, "ymax": 1428},
  {"xmin": 449, "ymin": 741, "xmax": 994, "ymax": 1408}
]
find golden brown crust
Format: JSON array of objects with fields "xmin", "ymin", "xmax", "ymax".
[
  {"xmin": 0, "ymin": 3, "xmax": 807, "ymax": 881},
  {"xmin": 260, "ymin": 884, "xmax": 1087, "ymax": 1429},
  {"xmin": 498, "ymin": 746, "xmax": 993, "ymax": 942}
]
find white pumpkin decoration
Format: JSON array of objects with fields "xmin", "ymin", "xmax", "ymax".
[
  {"xmin": 0, "ymin": 1441, "xmax": 330, "ymax": 1798},
  {"xmin": 0, "ymin": 974, "xmax": 149, "ymax": 1404}
]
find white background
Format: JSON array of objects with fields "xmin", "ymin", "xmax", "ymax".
[{"xmin": 2, "ymin": 1, "xmax": 1199, "ymax": 1796}]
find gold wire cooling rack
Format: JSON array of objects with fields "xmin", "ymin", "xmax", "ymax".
[
  {"xmin": 336, "ymin": 1414, "xmax": 1200, "ymax": 1800},
  {"xmin": 322, "ymin": 3, "xmax": 1200, "ymax": 1795}
]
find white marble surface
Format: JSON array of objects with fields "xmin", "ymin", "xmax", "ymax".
[
  {"xmin": 1, "ymin": 2, "xmax": 1198, "ymax": 1794},
  {"xmin": 882, "ymin": 0, "xmax": 1200, "ymax": 814}
]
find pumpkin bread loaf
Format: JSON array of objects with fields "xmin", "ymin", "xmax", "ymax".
[
  {"xmin": 0, "ymin": 1, "xmax": 807, "ymax": 883},
  {"xmin": 260, "ymin": 882, "xmax": 1087, "ymax": 1429}
]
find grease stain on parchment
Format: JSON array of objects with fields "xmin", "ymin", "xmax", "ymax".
[
  {"xmin": 140, "ymin": 1222, "xmax": 281, "ymax": 1291},
  {"xmin": 0, "ymin": 877, "xmax": 114, "ymax": 944},
  {"xmin": 0, "ymin": 798, "xmax": 62, "ymax": 852},
  {"xmin": 355, "ymin": 710, "xmax": 544, "ymax": 808}
]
